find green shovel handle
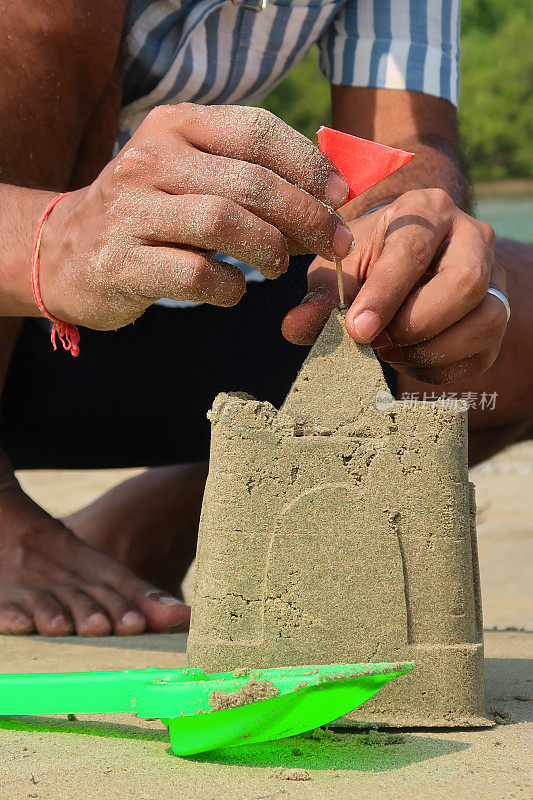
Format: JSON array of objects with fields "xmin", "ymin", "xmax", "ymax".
[{"xmin": 0, "ymin": 667, "xmax": 199, "ymax": 716}]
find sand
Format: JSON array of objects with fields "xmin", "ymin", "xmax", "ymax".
[
  {"xmin": 188, "ymin": 312, "xmax": 486, "ymax": 726},
  {"xmin": 8, "ymin": 438, "xmax": 532, "ymax": 799},
  {"xmin": 0, "ymin": 630, "xmax": 530, "ymax": 800},
  {"xmin": 209, "ymin": 678, "xmax": 279, "ymax": 711}
]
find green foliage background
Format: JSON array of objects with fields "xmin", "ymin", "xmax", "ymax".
[{"xmin": 261, "ymin": 0, "xmax": 533, "ymax": 182}]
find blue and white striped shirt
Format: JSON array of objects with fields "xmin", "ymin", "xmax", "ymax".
[
  {"xmin": 117, "ymin": 0, "xmax": 460, "ymax": 302},
  {"xmin": 119, "ymin": 0, "xmax": 460, "ymax": 143}
]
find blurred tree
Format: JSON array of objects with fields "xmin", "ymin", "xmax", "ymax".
[
  {"xmin": 261, "ymin": 1, "xmax": 533, "ymax": 182},
  {"xmin": 459, "ymin": 1, "xmax": 533, "ymax": 180}
]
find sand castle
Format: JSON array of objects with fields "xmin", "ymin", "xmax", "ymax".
[{"xmin": 187, "ymin": 310, "xmax": 489, "ymax": 727}]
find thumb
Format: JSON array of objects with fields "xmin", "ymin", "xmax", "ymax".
[{"xmin": 282, "ymin": 252, "xmax": 363, "ymax": 345}]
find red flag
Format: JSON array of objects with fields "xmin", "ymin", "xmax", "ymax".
[{"xmin": 317, "ymin": 126, "xmax": 414, "ymax": 202}]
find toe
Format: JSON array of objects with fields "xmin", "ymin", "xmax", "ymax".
[
  {"xmin": 101, "ymin": 563, "xmax": 190, "ymax": 633},
  {"xmin": 55, "ymin": 589, "xmax": 112, "ymax": 636},
  {"xmin": 81, "ymin": 612, "xmax": 112, "ymax": 636},
  {"xmin": 32, "ymin": 592, "xmax": 73, "ymax": 636},
  {"xmin": 85, "ymin": 584, "xmax": 146, "ymax": 635},
  {"xmin": 0, "ymin": 603, "xmax": 35, "ymax": 634},
  {"xmin": 138, "ymin": 589, "xmax": 191, "ymax": 633}
]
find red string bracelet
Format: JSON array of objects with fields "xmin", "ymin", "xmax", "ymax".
[{"xmin": 31, "ymin": 192, "xmax": 80, "ymax": 357}]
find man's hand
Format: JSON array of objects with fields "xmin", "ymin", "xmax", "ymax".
[
  {"xmin": 283, "ymin": 188, "xmax": 508, "ymax": 384},
  {"xmin": 40, "ymin": 103, "xmax": 353, "ymax": 330}
]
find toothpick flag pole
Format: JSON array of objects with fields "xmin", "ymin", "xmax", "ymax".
[
  {"xmin": 317, "ymin": 126, "xmax": 414, "ymax": 309},
  {"xmin": 335, "ymin": 259, "xmax": 345, "ymax": 309}
]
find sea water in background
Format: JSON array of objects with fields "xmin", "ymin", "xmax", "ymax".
[{"xmin": 476, "ymin": 196, "xmax": 533, "ymax": 243}]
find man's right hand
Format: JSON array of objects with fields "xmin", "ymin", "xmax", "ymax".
[{"xmin": 40, "ymin": 104, "xmax": 353, "ymax": 330}]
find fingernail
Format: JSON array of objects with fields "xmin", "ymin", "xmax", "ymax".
[
  {"xmin": 326, "ymin": 173, "xmax": 349, "ymax": 207},
  {"xmin": 352, "ymin": 310, "xmax": 382, "ymax": 342},
  {"xmin": 333, "ymin": 223, "xmax": 354, "ymax": 258},
  {"xmin": 121, "ymin": 610, "xmax": 144, "ymax": 626}
]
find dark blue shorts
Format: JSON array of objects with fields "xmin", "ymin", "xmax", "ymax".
[{"xmin": 1, "ymin": 256, "xmax": 396, "ymax": 469}]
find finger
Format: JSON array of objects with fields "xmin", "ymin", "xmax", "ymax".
[
  {"xmin": 375, "ymin": 221, "xmax": 495, "ymax": 347},
  {"xmin": 400, "ymin": 345, "xmax": 501, "ymax": 385},
  {"xmin": 282, "ymin": 286, "xmax": 338, "ymax": 345},
  {"xmin": 346, "ymin": 206, "xmax": 450, "ymax": 344},
  {"xmin": 379, "ymin": 293, "xmax": 508, "ymax": 370},
  {"xmin": 155, "ymin": 155, "xmax": 354, "ymax": 261},
  {"xmin": 138, "ymin": 247, "xmax": 246, "ymax": 306},
  {"xmin": 0, "ymin": 602, "xmax": 34, "ymax": 634},
  {"xmin": 54, "ymin": 588, "xmax": 112, "ymax": 636},
  {"xmin": 147, "ymin": 104, "xmax": 350, "ymax": 208},
  {"xmin": 143, "ymin": 194, "xmax": 290, "ymax": 279},
  {"xmin": 85, "ymin": 584, "xmax": 146, "ymax": 636},
  {"xmin": 282, "ymin": 255, "xmax": 363, "ymax": 344},
  {"xmin": 286, "ymin": 234, "xmax": 306, "ymax": 254}
]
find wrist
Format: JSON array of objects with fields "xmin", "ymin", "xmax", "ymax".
[
  {"xmin": 37, "ymin": 188, "xmax": 86, "ymax": 325},
  {"xmin": 0, "ymin": 185, "xmax": 57, "ymax": 317}
]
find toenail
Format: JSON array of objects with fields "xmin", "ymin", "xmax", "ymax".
[
  {"xmin": 86, "ymin": 612, "xmax": 109, "ymax": 628},
  {"xmin": 121, "ymin": 610, "xmax": 144, "ymax": 626},
  {"xmin": 147, "ymin": 593, "xmax": 182, "ymax": 606},
  {"xmin": 14, "ymin": 615, "xmax": 30, "ymax": 628},
  {"xmin": 50, "ymin": 614, "xmax": 69, "ymax": 628},
  {"xmin": 145, "ymin": 590, "xmax": 181, "ymax": 605}
]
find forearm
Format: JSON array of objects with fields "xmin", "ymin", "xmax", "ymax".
[{"xmin": 331, "ymin": 86, "xmax": 472, "ymax": 218}]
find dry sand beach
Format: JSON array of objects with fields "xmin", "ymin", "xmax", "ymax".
[{"xmin": 0, "ymin": 441, "xmax": 531, "ymax": 800}]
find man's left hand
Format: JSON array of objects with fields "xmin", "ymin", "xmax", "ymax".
[{"xmin": 282, "ymin": 188, "xmax": 508, "ymax": 384}]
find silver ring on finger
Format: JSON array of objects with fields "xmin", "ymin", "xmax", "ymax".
[{"xmin": 487, "ymin": 285, "xmax": 511, "ymax": 322}]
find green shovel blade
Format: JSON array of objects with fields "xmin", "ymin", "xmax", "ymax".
[
  {"xmin": 0, "ymin": 662, "xmax": 413, "ymax": 756},
  {"xmin": 163, "ymin": 662, "xmax": 413, "ymax": 756}
]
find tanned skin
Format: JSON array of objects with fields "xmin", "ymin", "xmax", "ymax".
[{"xmin": 0, "ymin": 5, "xmax": 531, "ymax": 636}]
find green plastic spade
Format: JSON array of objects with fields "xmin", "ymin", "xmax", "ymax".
[{"xmin": 0, "ymin": 661, "xmax": 413, "ymax": 756}]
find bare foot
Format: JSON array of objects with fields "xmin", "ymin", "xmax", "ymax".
[
  {"xmin": 65, "ymin": 463, "xmax": 208, "ymax": 598},
  {"xmin": 0, "ymin": 482, "xmax": 190, "ymax": 636}
]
